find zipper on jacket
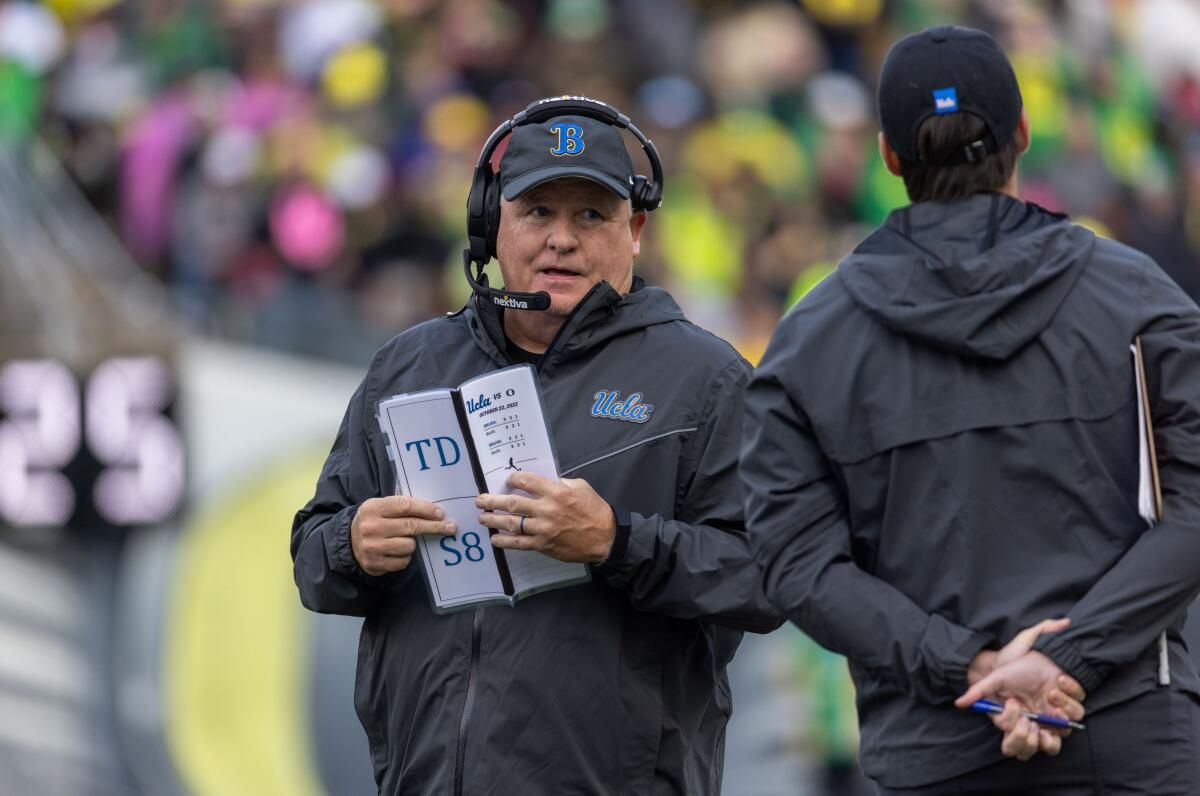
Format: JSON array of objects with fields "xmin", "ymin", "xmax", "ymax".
[{"xmin": 454, "ymin": 607, "xmax": 484, "ymax": 796}]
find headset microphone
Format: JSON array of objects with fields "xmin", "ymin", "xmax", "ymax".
[{"xmin": 461, "ymin": 249, "xmax": 551, "ymax": 311}]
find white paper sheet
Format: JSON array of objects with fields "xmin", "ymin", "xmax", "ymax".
[
  {"xmin": 378, "ymin": 389, "xmax": 506, "ymax": 611},
  {"xmin": 458, "ymin": 366, "xmax": 590, "ymax": 597}
]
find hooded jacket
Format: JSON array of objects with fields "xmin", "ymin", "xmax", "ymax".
[
  {"xmin": 742, "ymin": 193, "xmax": 1200, "ymax": 788},
  {"xmin": 292, "ymin": 279, "xmax": 780, "ymax": 795}
]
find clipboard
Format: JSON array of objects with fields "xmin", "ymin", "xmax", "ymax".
[{"xmin": 1132, "ymin": 336, "xmax": 1170, "ymax": 685}]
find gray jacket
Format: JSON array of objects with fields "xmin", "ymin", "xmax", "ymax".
[
  {"xmin": 292, "ymin": 279, "xmax": 780, "ymax": 795},
  {"xmin": 743, "ymin": 194, "xmax": 1200, "ymax": 788}
]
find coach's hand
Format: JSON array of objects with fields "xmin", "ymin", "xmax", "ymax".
[
  {"xmin": 963, "ymin": 653, "xmax": 1086, "ymax": 759},
  {"xmin": 476, "ymin": 472, "xmax": 615, "ymax": 563},
  {"xmin": 988, "ymin": 698, "xmax": 1045, "ymax": 761},
  {"xmin": 961, "ymin": 618, "xmax": 1087, "ymax": 760},
  {"xmin": 351, "ymin": 496, "xmax": 457, "ymax": 575},
  {"xmin": 960, "ymin": 624, "xmax": 1084, "ymax": 758}
]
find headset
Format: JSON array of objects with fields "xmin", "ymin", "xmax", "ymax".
[{"xmin": 463, "ymin": 95, "xmax": 665, "ymax": 312}]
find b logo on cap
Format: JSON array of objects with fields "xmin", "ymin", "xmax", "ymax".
[
  {"xmin": 549, "ymin": 123, "xmax": 585, "ymax": 157},
  {"xmin": 933, "ymin": 87, "xmax": 959, "ymax": 114}
]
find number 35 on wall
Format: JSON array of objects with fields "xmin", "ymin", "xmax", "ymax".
[{"xmin": 0, "ymin": 357, "xmax": 185, "ymax": 528}]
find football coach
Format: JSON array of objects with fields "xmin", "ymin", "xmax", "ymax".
[{"xmin": 292, "ymin": 95, "xmax": 780, "ymax": 796}]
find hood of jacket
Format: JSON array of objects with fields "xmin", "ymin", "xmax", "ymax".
[
  {"xmin": 464, "ymin": 275, "xmax": 688, "ymax": 372},
  {"xmin": 838, "ymin": 193, "xmax": 1096, "ymax": 361}
]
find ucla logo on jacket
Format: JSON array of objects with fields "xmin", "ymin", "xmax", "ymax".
[{"xmin": 591, "ymin": 390, "xmax": 654, "ymax": 423}]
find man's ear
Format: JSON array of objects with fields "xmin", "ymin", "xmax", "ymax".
[
  {"xmin": 629, "ymin": 208, "xmax": 648, "ymax": 258},
  {"xmin": 878, "ymin": 132, "xmax": 903, "ymax": 176},
  {"xmin": 1014, "ymin": 108, "xmax": 1031, "ymax": 155}
]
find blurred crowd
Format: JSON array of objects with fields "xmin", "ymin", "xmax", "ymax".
[{"xmin": 2, "ymin": 0, "xmax": 1197, "ymax": 364}]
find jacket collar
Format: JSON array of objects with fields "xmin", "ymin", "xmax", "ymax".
[{"xmin": 464, "ymin": 276, "xmax": 684, "ymax": 374}]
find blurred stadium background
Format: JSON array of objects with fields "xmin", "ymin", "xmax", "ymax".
[{"xmin": 2, "ymin": 0, "xmax": 1200, "ymax": 794}]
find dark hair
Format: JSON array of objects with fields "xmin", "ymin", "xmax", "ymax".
[{"xmin": 897, "ymin": 112, "xmax": 1018, "ymax": 202}]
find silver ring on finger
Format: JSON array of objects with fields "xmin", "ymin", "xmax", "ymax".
[{"xmin": 519, "ymin": 515, "xmax": 526, "ymax": 533}]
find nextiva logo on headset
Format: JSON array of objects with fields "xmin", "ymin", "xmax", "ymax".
[
  {"xmin": 494, "ymin": 295, "xmax": 530, "ymax": 310},
  {"xmin": 462, "ymin": 95, "xmax": 665, "ymax": 313}
]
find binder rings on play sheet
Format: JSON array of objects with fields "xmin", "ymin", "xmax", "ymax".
[{"xmin": 376, "ymin": 364, "xmax": 590, "ymax": 614}]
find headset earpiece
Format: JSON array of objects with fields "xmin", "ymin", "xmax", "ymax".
[
  {"xmin": 484, "ymin": 176, "xmax": 501, "ymax": 260},
  {"xmin": 629, "ymin": 176, "xmax": 648, "ymax": 212},
  {"xmin": 630, "ymin": 175, "xmax": 660, "ymax": 212},
  {"xmin": 466, "ymin": 163, "xmax": 492, "ymax": 265}
]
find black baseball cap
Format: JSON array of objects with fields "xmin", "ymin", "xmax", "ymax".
[
  {"xmin": 878, "ymin": 25, "xmax": 1023, "ymax": 164},
  {"xmin": 499, "ymin": 114, "xmax": 635, "ymax": 201}
]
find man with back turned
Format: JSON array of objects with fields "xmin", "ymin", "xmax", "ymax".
[{"xmin": 742, "ymin": 26, "xmax": 1200, "ymax": 795}]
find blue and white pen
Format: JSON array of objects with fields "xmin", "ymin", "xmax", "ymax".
[{"xmin": 969, "ymin": 699, "xmax": 1085, "ymax": 731}]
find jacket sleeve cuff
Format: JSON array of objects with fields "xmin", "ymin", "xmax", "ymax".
[
  {"xmin": 325, "ymin": 504, "xmax": 380, "ymax": 584},
  {"xmin": 596, "ymin": 505, "xmax": 632, "ymax": 572},
  {"xmin": 924, "ymin": 614, "xmax": 994, "ymax": 700},
  {"xmin": 1032, "ymin": 634, "xmax": 1105, "ymax": 694}
]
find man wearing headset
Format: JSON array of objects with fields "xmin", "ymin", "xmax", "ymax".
[{"xmin": 291, "ymin": 96, "xmax": 779, "ymax": 796}]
